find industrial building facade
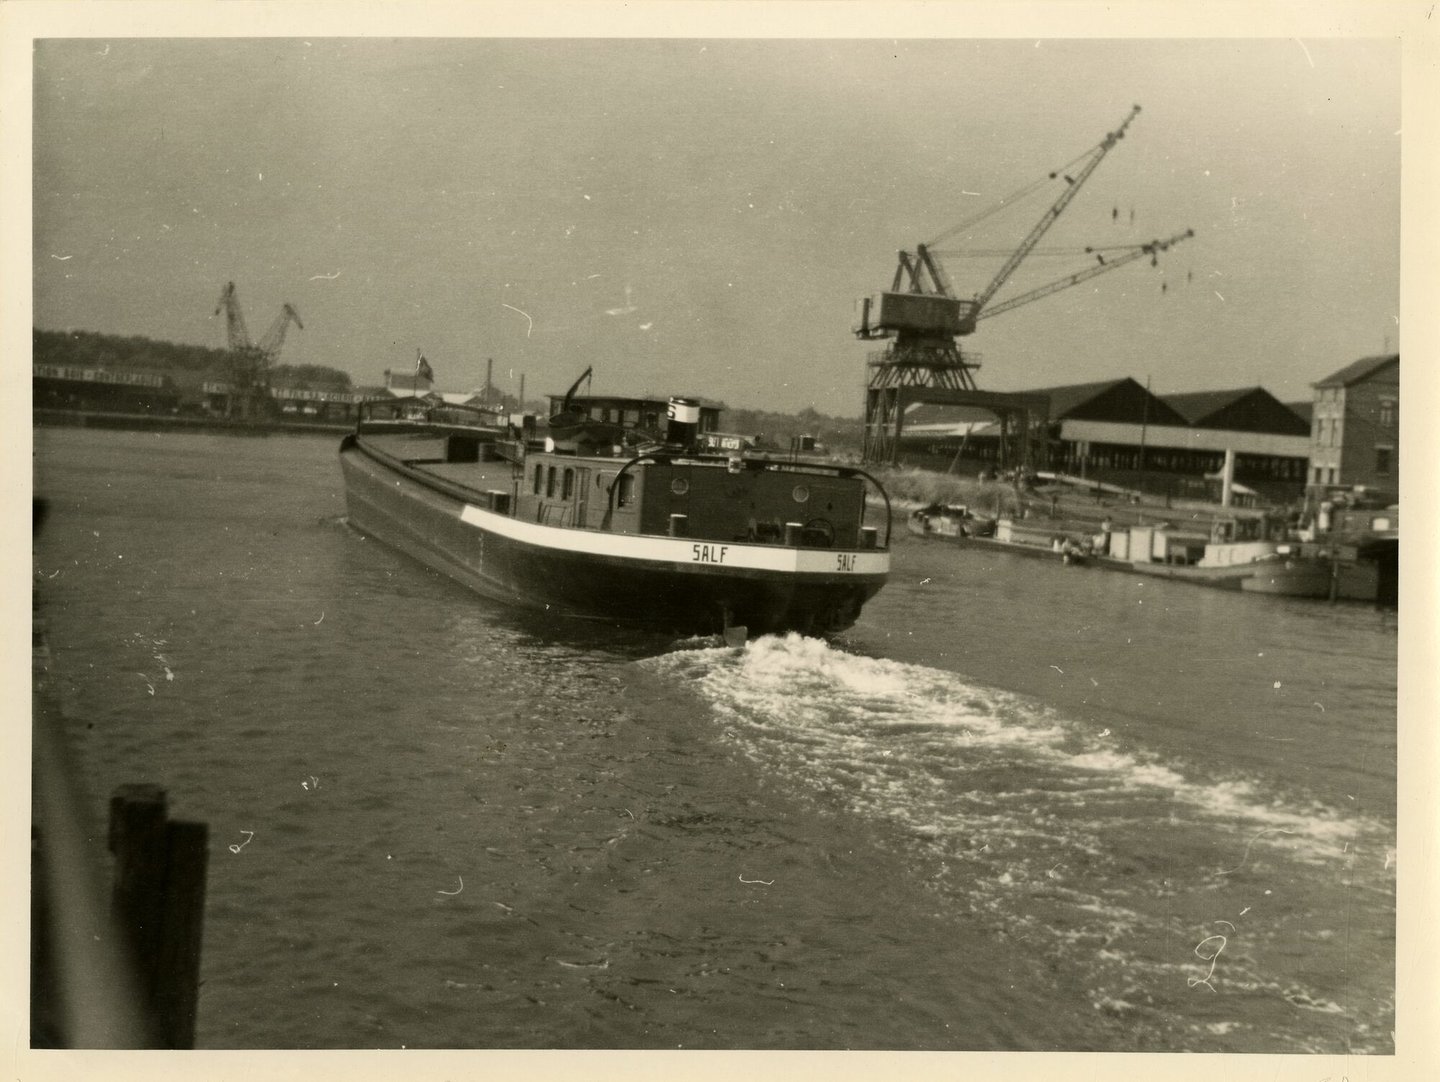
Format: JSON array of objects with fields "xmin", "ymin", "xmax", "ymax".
[
  {"xmin": 1306, "ymin": 354, "xmax": 1399, "ymax": 498},
  {"xmin": 902, "ymin": 376, "xmax": 1316, "ymax": 502}
]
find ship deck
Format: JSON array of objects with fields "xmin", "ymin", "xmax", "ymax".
[{"xmin": 358, "ymin": 430, "xmax": 519, "ymax": 495}]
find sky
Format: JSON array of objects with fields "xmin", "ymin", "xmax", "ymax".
[{"xmin": 27, "ymin": 27, "xmax": 1406, "ymax": 417}]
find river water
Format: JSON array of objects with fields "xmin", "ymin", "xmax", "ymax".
[{"xmin": 32, "ymin": 427, "xmax": 1396, "ymax": 1054}]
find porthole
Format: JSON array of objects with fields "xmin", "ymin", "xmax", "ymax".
[
  {"xmin": 792, "ymin": 484, "xmax": 810, "ymax": 504},
  {"xmin": 671, "ymin": 478, "xmax": 690, "ymax": 496}
]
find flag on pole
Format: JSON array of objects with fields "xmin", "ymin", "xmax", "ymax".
[{"xmin": 415, "ymin": 350, "xmax": 434, "ymax": 384}]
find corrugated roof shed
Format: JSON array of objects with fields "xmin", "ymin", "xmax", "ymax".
[
  {"xmin": 1162, "ymin": 387, "xmax": 1259, "ymax": 424},
  {"xmin": 1025, "ymin": 378, "xmax": 1130, "ymax": 418},
  {"xmin": 899, "ymin": 377, "xmax": 1187, "ymax": 429},
  {"xmin": 1161, "ymin": 386, "xmax": 1310, "ymax": 435},
  {"xmin": 1313, "ymin": 353, "xmax": 1399, "ymax": 388},
  {"xmin": 1026, "ymin": 377, "xmax": 1189, "ymax": 427}
]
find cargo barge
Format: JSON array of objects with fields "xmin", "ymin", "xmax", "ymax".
[{"xmin": 339, "ymin": 380, "xmax": 892, "ymax": 637}]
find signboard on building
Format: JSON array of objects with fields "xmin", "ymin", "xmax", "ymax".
[
  {"xmin": 271, "ymin": 387, "xmax": 368, "ymax": 404},
  {"xmin": 34, "ymin": 365, "xmax": 168, "ymax": 388}
]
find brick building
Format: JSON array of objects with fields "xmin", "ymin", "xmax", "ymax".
[{"xmin": 1307, "ymin": 354, "xmax": 1399, "ymax": 497}]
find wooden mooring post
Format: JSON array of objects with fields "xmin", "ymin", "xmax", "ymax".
[{"xmin": 107, "ymin": 784, "xmax": 209, "ymax": 1049}]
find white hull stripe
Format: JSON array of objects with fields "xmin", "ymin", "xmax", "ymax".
[{"xmin": 459, "ymin": 503, "xmax": 889, "ymax": 575}]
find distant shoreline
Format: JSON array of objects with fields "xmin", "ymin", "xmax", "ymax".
[{"xmin": 33, "ymin": 408, "xmax": 351, "ymax": 438}]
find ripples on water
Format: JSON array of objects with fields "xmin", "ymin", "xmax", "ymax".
[
  {"xmin": 33, "ymin": 429, "xmax": 1395, "ymax": 1053},
  {"xmin": 642, "ymin": 635, "xmax": 1395, "ymax": 1052}
]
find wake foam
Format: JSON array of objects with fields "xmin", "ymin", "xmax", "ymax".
[{"xmin": 646, "ymin": 632, "xmax": 1390, "ymax": 874}]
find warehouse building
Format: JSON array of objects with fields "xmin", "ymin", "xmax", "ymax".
[
  {"xmin": 33, "ymin": 363, "xmax": 179, "ymax": 415},
  {"xmin": 901, "ymin": 376, "xmax": 1312, "ymax": 501}
]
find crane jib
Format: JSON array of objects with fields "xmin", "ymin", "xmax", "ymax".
[
  {"xmin": 971, "ymin": 104, "xmax": 1143, "ymax": 317},
  {"xmin": 858, "ymin": 105, "xmax": 1173, "ymax": 341}
]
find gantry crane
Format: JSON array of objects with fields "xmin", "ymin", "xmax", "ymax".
[
  {"xmin": 214, "ymin": 281, "xmax": 303, "ymax": 420},
  {"xmin": 854, "ymin": 105, "xmax": 1193, "ymax": 463}
]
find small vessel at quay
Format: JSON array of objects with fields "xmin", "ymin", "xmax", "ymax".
[
  {"xmin": 338, "ymin": 372, "xmax": 892, "ymax": 637},
  {"xmin": 910, "ymin": 499, "xmax": 1341, "ymax": 597},
  {"xmin": 907, "ymin": 502, "xmax": 1092, "ymax": 565},
  {"xmin": 907, "ymin": 502, "xmax": 997, "ymax": 542}
]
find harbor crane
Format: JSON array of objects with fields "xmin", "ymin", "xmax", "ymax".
[
  {"xmin": 974, "ymin": 228, "xmax": 1195, "ymax": 321},
  {"xmin": 213, "ymin": 281, "xmax": 303, "ymax": 420},
  {"xmin": 854, "ymin": 105, "xmax": 1194, "ymax": 462}
]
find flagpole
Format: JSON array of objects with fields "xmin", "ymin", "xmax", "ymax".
[{"xmin": 1138, "ymin": 374, "xmax": 1150, "ymax": 498}]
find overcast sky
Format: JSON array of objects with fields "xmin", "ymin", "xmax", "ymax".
[{"xmin": 31, "ymin": 34, "xmax": 1401, "ymax": 416}]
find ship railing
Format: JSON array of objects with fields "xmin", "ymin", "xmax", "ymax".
[{"xmin": 536, "ymin": 502, "xmax": 573, "ymax": 528}]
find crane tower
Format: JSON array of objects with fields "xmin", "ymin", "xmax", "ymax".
[
  {"xmin": 214, "ymin": 281, "xmax": 303, "ymax": 420},
  {"xmin": 855, "ymin": 106, "xmax": 1192, "ymax": 464}
]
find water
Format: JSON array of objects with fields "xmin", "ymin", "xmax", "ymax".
[{"xmin": 32, "ymin": 427, "xmax": 1396, "ymax": 1052}]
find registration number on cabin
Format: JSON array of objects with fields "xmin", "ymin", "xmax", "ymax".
[{"xmin": 691, "ymin": 544, "xmax": 729, "ymax": 564}]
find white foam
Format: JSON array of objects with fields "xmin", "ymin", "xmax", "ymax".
[{"xmin": 644, "ymin": 634, "xmax": 1393, "ymax": 872}]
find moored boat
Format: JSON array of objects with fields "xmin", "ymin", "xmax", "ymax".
[
  {"xmin": 910, "ymin": 504, "xmax": 1340, "ymax": 595},
  {"xmin": 1102, "ymin": 523, "xmax": 1336, "ymax": 596},
  {"xmin": 1113, "ymin": 544, "xmax": 1335, "ymax": 595},
  {"xmin": 908, "ymin": 503, "xmax": 1091, "ymax": 565},
  {"xmin": 338, "ymin": 379, "xmax": 891, "ymax": 636},
  {"xmin": 907, "ymin": 502, "xmax": 996, "ymax": 540}
]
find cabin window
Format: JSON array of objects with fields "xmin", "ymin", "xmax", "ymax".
[
  {"xmin": 533, "ymin": 464, "xmax": 544, "ymax": 495},
  {"xmin": 563, "ymin": 468, "xmax": 575, "ymax": 499},
  {"xmin": 616, "ymin": 474, "xmax": 635, "ymax": 508},
  {"xmin": 1379, "ymin": 400, "xmax": 1395, "ymax": 427},
  {"xmin": 546, "ymin": 466, "xmax": 557, "ymax": 498}
]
